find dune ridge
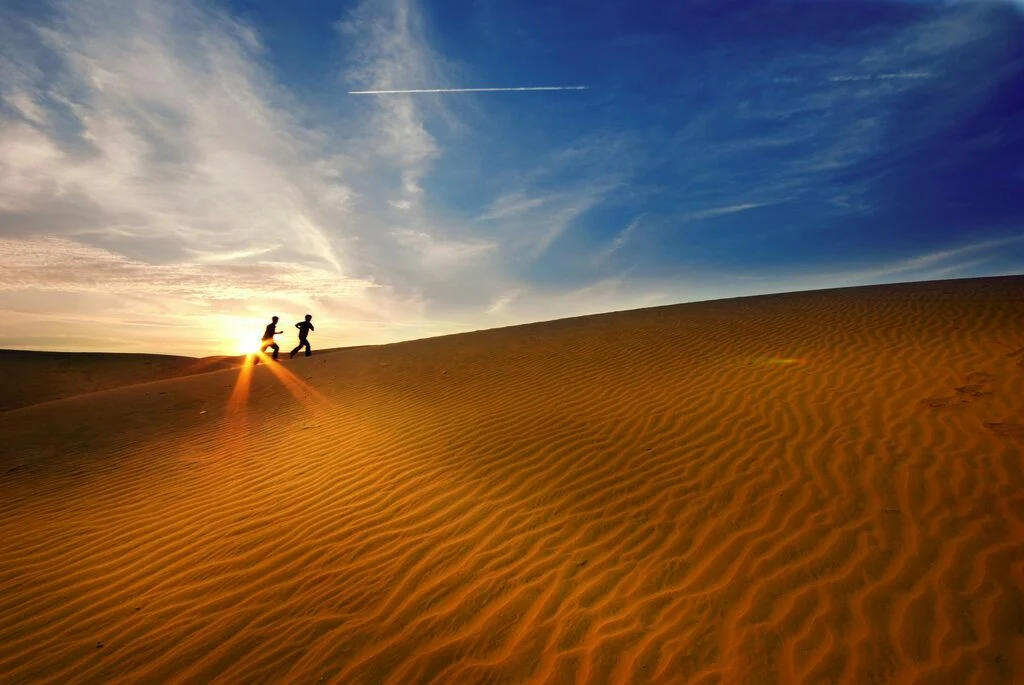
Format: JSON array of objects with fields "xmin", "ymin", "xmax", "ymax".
[{"xmin": 2, "ymin": 276, "xmax": 1023, "ymax": 683}]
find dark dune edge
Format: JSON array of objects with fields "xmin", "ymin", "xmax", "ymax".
[
  {"xmin": 0, "ymin": 350, "xmax": 244, "ymax": 412},
  {"xmin": 0, "ymin": 345, "xmax": 376, "ymax": 413}
]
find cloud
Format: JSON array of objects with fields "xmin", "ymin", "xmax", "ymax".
[
  {"xmin": 831, "ymin": 234, "xmax": 1024, "ymax": 284},
  {"xmin": 593, "ymin": 214, "xmax": 644, "ymax": 264},
  {"xmin": 0, "ymin": 0, "xmax": 349, "ymax": 272},
  {"xmin": 0, "ymin": 236, "xmax": 466, "ymax": 354},
  {"xmin": 2, "ymin": 0, "xmax": 750, "ymax": 351},
  {"xmin": 472, "ymin": 134, "xmax": 635, "ymax": 263},
  {"xmin": 649, "ymin": 0, "xmax": 1015, "ymax": 259},
  {"xmin": 681, "ymin": 203, "xmax": 766, "ymax": 222},
  {"xmin": 479, "ymin": 276, "xmax": 647, "ymax": 325},
  {"xmin": 773, "ymin": 72, "xmax": 933, "ymax": 84},
  {"xmin": 713, "ymin": 234, "xmax": 1024, "ymax": 294},
  {"xmin": 338, "ymin": 0, "xmax": 447, "ymax": 205},
  {"xmin": 485, "ymin": 289, "xmax": 524, "ymax": 315},
  {"xmin": 390, "ymin": 229, "xmax": 497, "ymax": 268},
  {"xmin": 0, "ymin": 237, "xmax": 374, "ymax": 300},
  {"xmin": 477, "ymin": 193, "xmax": 551, "ymax": 222},
  {"xmin": 189, "ymin": 246, "xmax": 279, "ymax": 263},
  {"xmin": 0, "ymin": 0, "xmax": 504, "ymax": 352},
  {"xmin": 476, "ymin": 184, "xmax": 620, "ymax": 260}
]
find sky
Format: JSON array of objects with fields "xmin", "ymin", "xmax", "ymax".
[{"xmin": 1, "ymin": 0, "xmax": 1022, "ymax": 356}]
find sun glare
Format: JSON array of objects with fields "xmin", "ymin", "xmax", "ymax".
[{"xmin": 237, "ymin": 338, "xmax": 260, "ymax": 355}]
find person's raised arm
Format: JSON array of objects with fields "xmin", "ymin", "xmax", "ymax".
[
  {"xmin": 310, "ymin": 324, "xmax": 315, "ymax": 331},
  {"xmin": 295, "ymin": 322, "xmax": 301, "ymax": 329}
]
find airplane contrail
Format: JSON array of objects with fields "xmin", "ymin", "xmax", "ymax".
[{"xmin": 348, "ymin": 85, "xmax": 589, "ymax": 95}]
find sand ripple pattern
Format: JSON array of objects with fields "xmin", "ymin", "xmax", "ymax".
[{"xmin": 2, "ymin": 277, "xmax": 1024, "ymax": 683}]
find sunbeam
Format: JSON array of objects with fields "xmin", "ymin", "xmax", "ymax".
[
  {"xmin": 226, "ymin": 353, "xmax": 256, "ymax": 423},
  {"xmin": 256, "ymin": 355, "xmax": 334, "ymax": 414},
  {"xmin": 227, "ymin": 351, "xmax": 334, "ymax": 421}
]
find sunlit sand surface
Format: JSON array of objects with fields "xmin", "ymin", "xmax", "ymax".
[{"xmin": 2, "ymin": 276, "xmax": 1024, "ymax": 684}]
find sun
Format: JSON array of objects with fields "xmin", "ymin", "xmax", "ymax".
[{"xmin": 237, "ymin": 338, "xmax": 260, "ymax": 355}]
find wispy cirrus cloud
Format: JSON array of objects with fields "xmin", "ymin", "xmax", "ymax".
[
  {"xmin": 830, "ymin": 234, "xmax": 1024, "ymax": 285},
  {"xmin": 477, "ymin": 181, "xmax": 623, "ymax": 261},
  {"xmin": 680, "ymin": 204, "xmax": 768, "ymax": 222},
  {"xmin": 338, "ymin": 0, "xmax": 448, "ymax": 204},
  {"xmin": 593, "ymin": 214, "xmax": 644, "ymax": 265},
  {"xmin": 0, "ymin": 0, "xmax": 352, "ymax": 273},
  {"xmin": 0, "ymin": 0, "xmax": 498, "ymax": 353},
  {"xmin": 0, "ymin": 237, "xmax": 373, "ymax": 300}
]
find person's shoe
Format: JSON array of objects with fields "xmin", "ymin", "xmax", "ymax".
[{"xmin": 290, "ymin": 350, "xmax": 296, "ymax": 359}]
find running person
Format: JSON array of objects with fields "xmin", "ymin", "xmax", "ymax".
[
  {"xmin": 259, "ymin": 316, "xmax": 282, "ymax": 361},
  {"xmin": 290, "ymin": 314, "xmax": 315, "ymax": 358}
]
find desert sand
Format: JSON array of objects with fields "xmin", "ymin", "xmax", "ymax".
[{"xmin": 2, "ymin": 276, "xmax": 1023, "ymax": 684}]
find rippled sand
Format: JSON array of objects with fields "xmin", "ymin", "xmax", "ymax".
[{"xmin": 2, "ymin": 276, "xmax": 1023, "ymax": 684}]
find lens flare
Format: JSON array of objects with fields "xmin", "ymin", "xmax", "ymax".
[
  {"xmin": 256, "ymin": 352, "xmax": 334, "ymax": 413},
  {"xmin": 237, "ymin": 338, "xmax": 260, "ymax": 355}
]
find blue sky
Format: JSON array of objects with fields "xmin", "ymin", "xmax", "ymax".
[{"xmin": 0, "ymin": 0, "xmax": 1022, "ymax": 355}]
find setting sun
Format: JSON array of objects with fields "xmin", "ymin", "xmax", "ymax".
[{"xmin": 237, "ymin": 338, "xmax": 259, "ymax": 355}]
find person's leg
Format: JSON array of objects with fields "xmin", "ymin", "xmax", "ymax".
[
  {"xmin": 290, "ymin": 342, "xmax": 300, "ymax": 358},
  {"xmin": 271, "ymin": 342, "xmax": 280, "ymax": 360},
  {"xmin": 303, "ymin": 339, "xmax": 312, "ymax": 357}
]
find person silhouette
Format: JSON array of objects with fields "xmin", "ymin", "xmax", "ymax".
[
  {"xmin": 257, "ymin": 316, "xmax": 282, "ymax": 362},
  {"xmin": 290, "ymin": 314, "xmax": 315, "ymax": 358}
]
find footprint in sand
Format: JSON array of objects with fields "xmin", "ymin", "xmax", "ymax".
[
  {"xmin": 984, "ymin": 422, "xmax": 1024, "ymax": 439},
  {"xmin": 921, "ymin": 370, "xmax": 996, "ymax": 408},
  {"xmin": 920, "ymin": 396, "xmax": 963, "ymax": 409},
  {"xmin": 954, "ymin": 384, "xmax": 992, "ymax": 399}
]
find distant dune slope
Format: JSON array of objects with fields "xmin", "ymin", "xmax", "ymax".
[
  {"xmin": 0, "ymin": 350, "xmax": 241, "ymax": 412},
  {"xmin": 1, "ymin": 276, "xmax": 1023, "ymax": 684}
]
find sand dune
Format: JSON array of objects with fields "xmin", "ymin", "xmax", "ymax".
[
  {"xmin": 0, "ymin": 350, "xmax": 242, "ymax": 413},
  {"xmin": 2, "ymin": 276, "xmax": 1023, "ymax": 684}
]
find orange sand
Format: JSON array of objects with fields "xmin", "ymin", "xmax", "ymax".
[{"xmin": 2, "ymin": 276, "xmax": 1023, "ymax": 684}]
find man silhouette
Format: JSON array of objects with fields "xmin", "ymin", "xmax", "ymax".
[
  {"xmin": 258, "ymin": 316, "xmax": 282, "ymax": 362},
  {"xmin": 290, "ymin": 314, "xmax": 315, "ymax": 358}
]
